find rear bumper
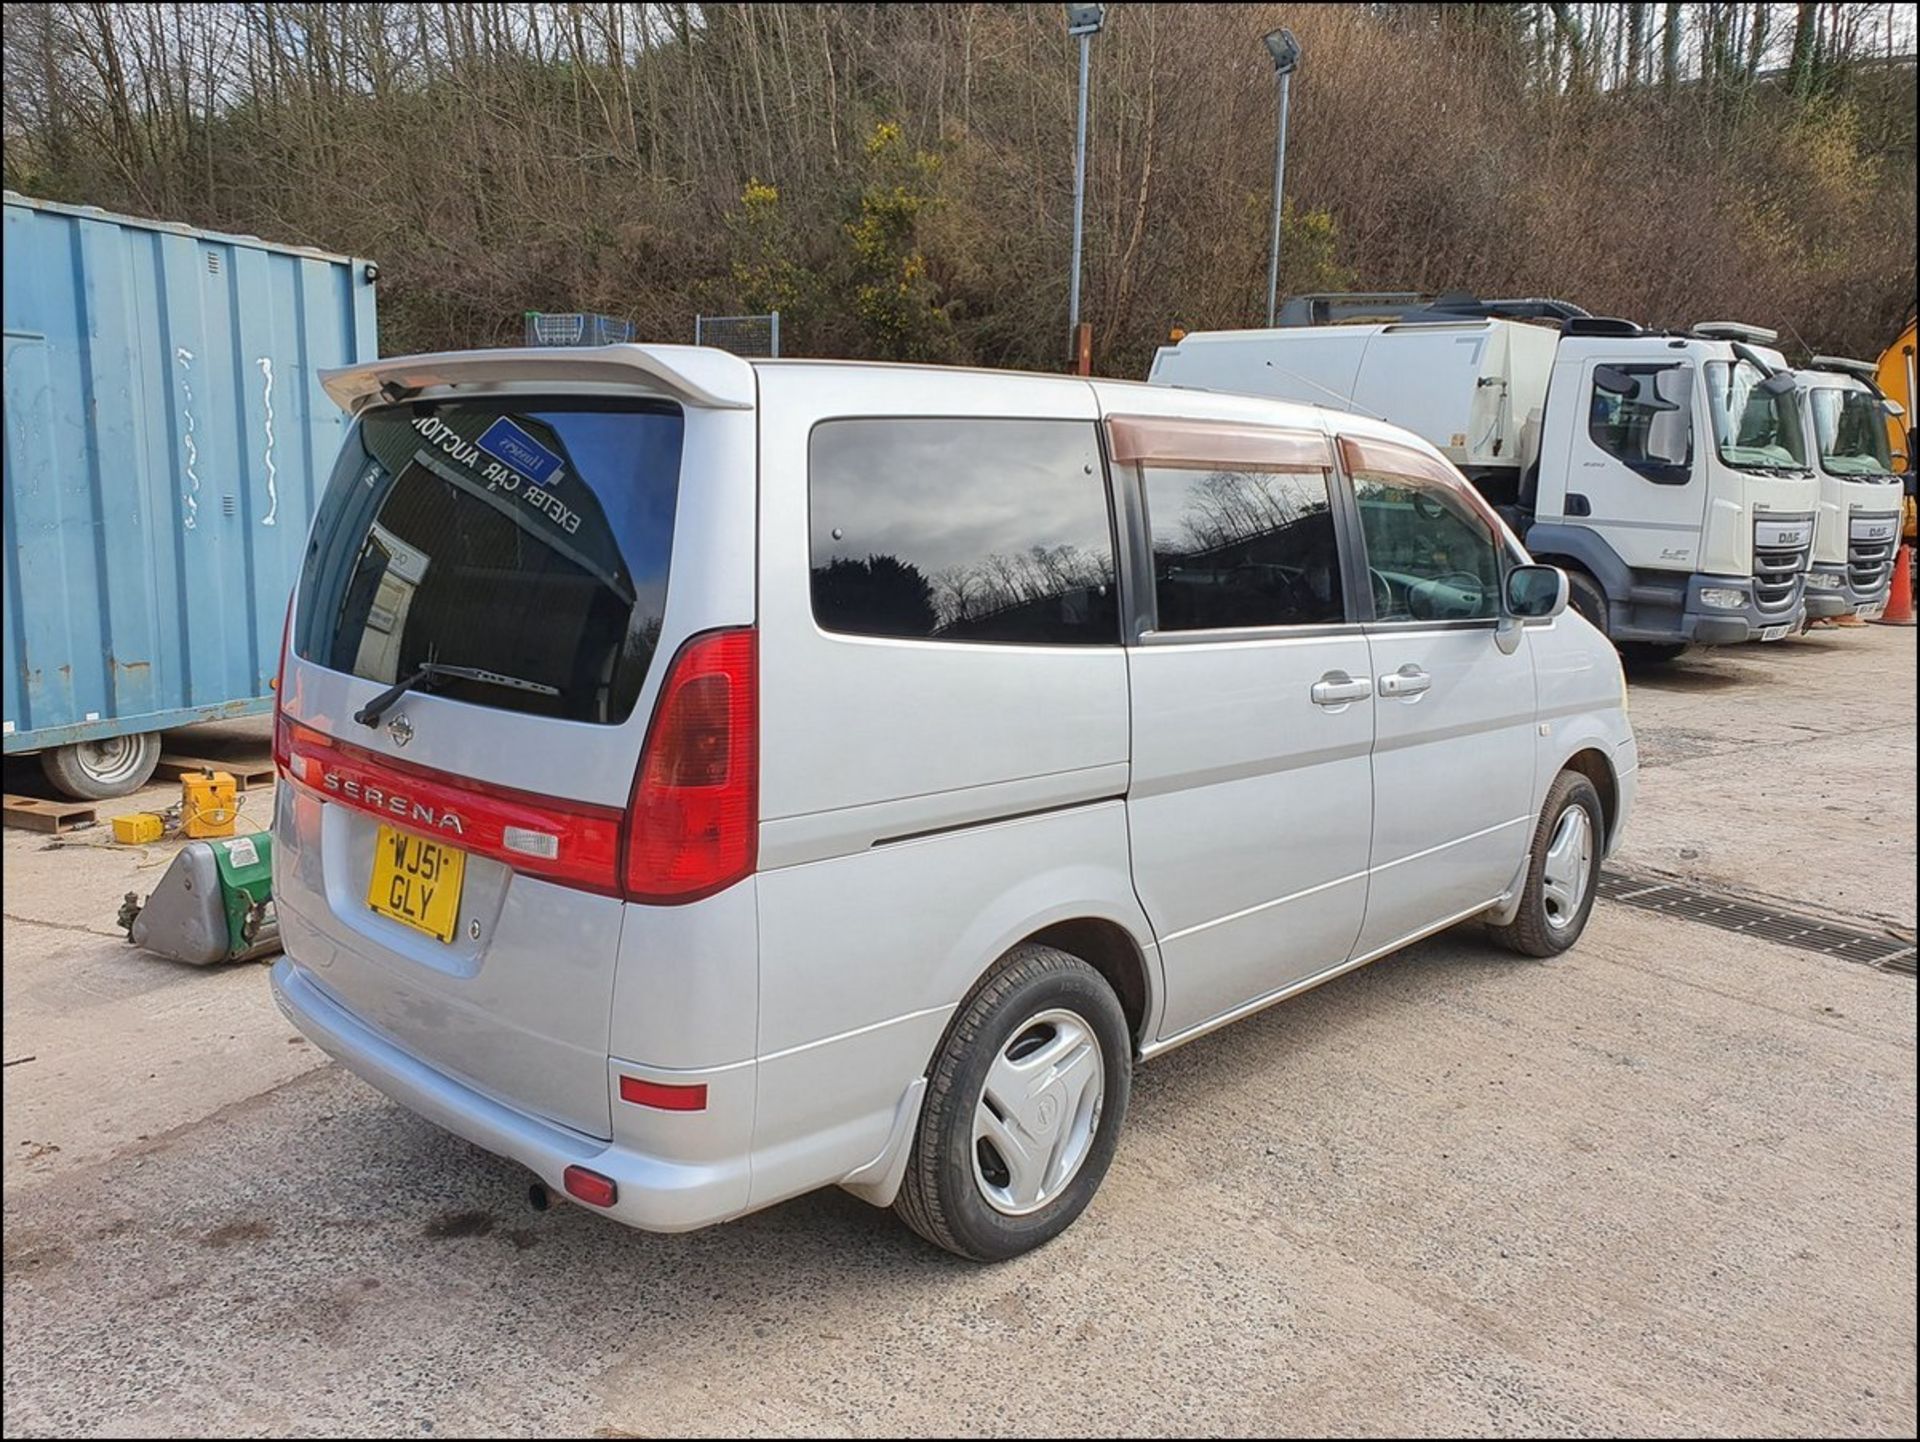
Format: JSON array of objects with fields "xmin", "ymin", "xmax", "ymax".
[{"xmin": 271, "ymin": 957, "xmax": 750, "ymax": 1232}]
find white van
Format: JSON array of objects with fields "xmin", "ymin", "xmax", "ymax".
[{"xmin": 271, "ymin": 346, "xmax": 1637, "ymax": 1260}]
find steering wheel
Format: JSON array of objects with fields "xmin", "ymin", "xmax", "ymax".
[
  {"xmin": 1410, "ymin": 569, "xmax": 1488, "ymax": 619},
  {"xmin": 1369, "ymin": 567, "xmax": 1396, "ymax": 617}
]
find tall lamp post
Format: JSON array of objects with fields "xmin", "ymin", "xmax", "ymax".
[
  {"xmin": 1263, "ymin": 27, "xmax": 1302, "ymax": 328},
  {"xmin": 1067, "ymin": 3, "xmax": 1105, "ymax": 370}
]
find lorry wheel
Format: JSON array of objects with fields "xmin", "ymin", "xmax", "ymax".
[
  {"xmin": 39, "ymin": 732, "xmax": 162, "ymax": 800},
  {"xmin": 895, "ymin": 944, "xmax": 1130, "ymax": 1262},
  {"xmin": 1487, "ymin": 769, "xmax": 1605, "ymax": 959},
  {"xmin": 1620, "ymin": 642, "xmax": 1690, "ymax": 665},
  {"xmin": 1566, "ymin": 571, "xmax": 1610, "ymax": 639}
]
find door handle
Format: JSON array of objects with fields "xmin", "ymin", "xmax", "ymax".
[
  {"xmin": 1310, "ymin": 671, "xmax": 1373, "ymax": 706},
  {"xmin": 1378, "ymin": 665, "xmax": 1432, "ymax": 698}
]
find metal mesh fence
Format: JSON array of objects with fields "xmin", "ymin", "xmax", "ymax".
[
  {"xmin": 524, "ymin": 311, "xmax": 634, "ymax": 347},
  {"xmin": 695, "ymin": 312, "xmax": 781, "ymax": 357}
]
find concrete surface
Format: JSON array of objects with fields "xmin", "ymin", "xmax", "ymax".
[
  {"xmin": 3, "ymin": 633, "xmax": 1915, "ymax": 1437},
  {"xmin": 1611, "ymin": 625, "xmax": 1916, "ymax": 935}
]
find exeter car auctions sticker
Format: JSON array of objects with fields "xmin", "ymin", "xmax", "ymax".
[{"xmin": 476, "ymin": 416, "xmax": 566, "ymax": 487}]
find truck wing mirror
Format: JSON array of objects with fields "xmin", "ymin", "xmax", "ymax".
[
  {"xmin": 1758, "ymin": 371, "xmax": 1798, "ymax": 398},
  {"xmin": 1592, "ymin": 365, "xmax": 1635, "ymax": 395}
]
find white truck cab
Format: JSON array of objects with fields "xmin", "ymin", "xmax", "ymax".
[
  {"xmin": 1792, "ymin": 357, "xmax": 1906, "ymax": 620},
  {"xmin": 1149, "ymin": 297, "xmax": 1822, "ymax": 659}
]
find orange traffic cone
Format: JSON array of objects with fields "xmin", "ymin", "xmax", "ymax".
[{"xmin": 1875, "ymin": 543, "xmax": 1915, "ymax": 626}]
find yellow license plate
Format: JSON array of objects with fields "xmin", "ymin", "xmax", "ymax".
[{"xmin": 367, "ymin": 825, "xmax": 467, "ymax": 943}]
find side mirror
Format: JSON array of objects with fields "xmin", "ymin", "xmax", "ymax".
[
  {"xmin": 1758, "ymin": 371, "xmax": 1798, "ymax": 398},
  {"xmin": 1505, "ymin": 564, "xmax": 1569, "ymax": 619}
]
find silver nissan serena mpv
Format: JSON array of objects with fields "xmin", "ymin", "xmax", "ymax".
[{"xmin": 271, "ymin": 344, "xmax": 1636, "ymax": 1261}]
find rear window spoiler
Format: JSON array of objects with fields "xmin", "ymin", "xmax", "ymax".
[{"xmin": 320, "ymin": 343, "xmax": 756, "ymax": 415}]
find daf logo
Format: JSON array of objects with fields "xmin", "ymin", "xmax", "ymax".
[{"xmin": 387, "ymin": 713, "xmax": 414, "ymax": 747}]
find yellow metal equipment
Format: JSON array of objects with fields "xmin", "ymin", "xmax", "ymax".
[
  {"xmin": 1878, "ymin": 315, "xmax": 1916, "ymax": 538},
  {"xmin": 111, "ymin": 812, "xmax": 166, "ymax": 845},
  {"xmin": 181, "ymin": 771, "xmax": 238, "ymax": 838}
]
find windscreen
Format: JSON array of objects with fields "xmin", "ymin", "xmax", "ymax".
[
  {"xmin": 1811, "ymin": 386, "xmax": 1894, "ymax": 476},
  {"xmin": 1705, "ymin": 360, "xmax": 1807, "ymax": 472},
  {"xmin": 295, "ymin": 397, "xmax": 683, "ymax": 725}
]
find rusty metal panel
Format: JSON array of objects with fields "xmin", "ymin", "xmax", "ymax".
[{"xmin": 3, "ymin": 192, "xmax": 377, "ymax": 751}]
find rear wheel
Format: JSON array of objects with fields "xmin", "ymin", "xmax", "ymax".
[
  {"xmin": 895, "ymin": 944, "xmax": 1130, "ymax": 1261},
  {"xmin": 39, "ymin": 732, "xmax": 162, "ymax": 800},
  {"xmin": 1565, "ymin": 569, "xmax": 1611, "ymax": 640},
  {"xmin": 1488, "ymin": 769, "xmax": 1605, "ymax": 958}
]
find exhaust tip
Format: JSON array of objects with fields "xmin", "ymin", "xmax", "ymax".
[{"xmin": 527, "ymin": 1182, "xmax": 552, "ymax": 1212}]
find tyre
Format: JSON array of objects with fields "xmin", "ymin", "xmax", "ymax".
[
  {"xmin": 39, "ymin": 732, "xmax": 162, "ymax": 800},
  {"xmin": 1620, "ymin": 641, "xmax": 1690, "ymax": 665},
  {"xmin": 1565, "ymin": 569, "xmax": 1610, "ymax": 640},
  {"xmin": 895, "ymin": 944, "xmax": 1130, "ymax": 1261},
  {"xmin": 1487, "ymin": 769, "xmax": 1605, "ymax": 959}
]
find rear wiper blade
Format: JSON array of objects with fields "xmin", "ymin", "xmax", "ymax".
[{"xmin": 354, "ymin": 661, "xmax": 559, "ymax": 727}]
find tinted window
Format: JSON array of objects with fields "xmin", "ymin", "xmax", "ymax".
[
  {"xmin": 1142, "ymin": 465, "xmax": 1344, "ymax": 630},
  {"xmin": 1589, "ymin": 362, "xmax": 1694, "ymax": 480},
  {"xmin": 810, "ymin": 418, "xmax": 1118, "ymax": 645},
  {"xmin": 1352, "ymin": 471, "xmax": 1500, "ymax": 622},
  {"xmin": 297, "ymin": 398, "xmax": 682, "ymax": 724}
]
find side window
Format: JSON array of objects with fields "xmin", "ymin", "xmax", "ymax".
[
  {"xmin": 809, "ymin": 418, "xmax": 1118, "ymax": 645},
  {"xmin": 1109, "ymin": 417, "xmax": 1344, "ymax": 632},
  {"xmin": 1342, "ymin": 437, "xmax": 1500, "ymax": 623},
  {"xmin": 1588, "ymin": 362, "xmax": 1694, "ymax": 483}
]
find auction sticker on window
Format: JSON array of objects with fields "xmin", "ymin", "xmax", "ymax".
[{"xmin": 476, "ymin": 416, "xmax": 566, "ymax": 487}]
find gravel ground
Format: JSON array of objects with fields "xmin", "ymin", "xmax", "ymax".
[{"xmin": 4, "ymin": 627, "xmax": 1914, "ymax": 1437}]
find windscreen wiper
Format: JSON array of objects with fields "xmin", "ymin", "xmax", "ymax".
[{"xmin": 354, "ymin": 661, "xmax": 560, "ymax": 727}]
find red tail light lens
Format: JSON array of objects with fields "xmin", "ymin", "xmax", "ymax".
[{"xmin": 622, "ymin": 628, "xmax": 757, "ymax": 904}]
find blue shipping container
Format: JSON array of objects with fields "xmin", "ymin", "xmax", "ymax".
[{"xmin": 3, "ymin": 192, "xmax": 377, "ymax": 787}]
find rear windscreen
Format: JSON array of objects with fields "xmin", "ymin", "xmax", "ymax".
[{"xmin": 295, "ymin": 397, "xmax": 683, "ymax": 724}]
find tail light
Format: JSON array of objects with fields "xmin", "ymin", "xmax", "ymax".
[
  {"xmin": 271, "ymin": 594, "xmax": 294, "ymax": 775},
  {"xmin": 278, "ymin": 625, "xmax": 757, "ymax": 905},
  {"xmin": 622, "ymin": 628, "xmax": 757, "ymax": 904}
]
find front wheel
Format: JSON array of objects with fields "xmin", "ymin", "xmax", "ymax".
[
  {"xmin": 39, "ymin": 732, "xmax": 162, "ymax": 799},
  {"xmin": 1621, "ymin": 641, "xmax": 1690, "ymax": 665},
  {"xmin": 1565, "ymin": 570, "xmax": 1611, "ymax": 640},
  {"xmin": 894, "ymin": 944, "xmax": 1131, "ymax": 1261},
  {"xmin": 1487, "ymin": 769, "xmax": 1605, "ymax": 958}
]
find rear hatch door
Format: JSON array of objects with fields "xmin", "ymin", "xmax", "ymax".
[{"xmin": 277, "ymin": 385, "xmax": 691, "ymax": 1139}]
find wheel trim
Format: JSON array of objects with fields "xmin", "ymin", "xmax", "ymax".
[
  {"xmin": 73, "ymin": 735, "xmax": 147, "ymax": 785},
  {"xmin": 1541, "ymin": 805, "xmax": 1594, "ymax": 932},
  {"xmin": 971, "ymin": 1008, "xmax": 1105, "ymax": 1217}
]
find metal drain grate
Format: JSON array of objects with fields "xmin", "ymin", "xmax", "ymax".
[{"xmin": 1597, "ymin": 871, "xmax": 1916, "ymax": 976}]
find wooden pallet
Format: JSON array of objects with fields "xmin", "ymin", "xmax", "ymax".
[
  {"xmin": 154, "ymin": 753, "xmax": 276, "ymax": 791},
  {"xmin": 3, "ymin": 793, "xmax": 99, "ymax": 833}
]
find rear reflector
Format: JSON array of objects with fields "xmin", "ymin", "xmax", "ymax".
[
  {"xmin": 619, "ymin": 1075, "xmax": 709, "ymax": 1111},
  {"xmin": 562, "ymin": 1166, "xmax": 618, "ymax": 1208}
]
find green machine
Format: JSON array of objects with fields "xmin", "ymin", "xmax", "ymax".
[{"xmin": 118, "ymin": 833, "xmax": 281, "ymax": 965}]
